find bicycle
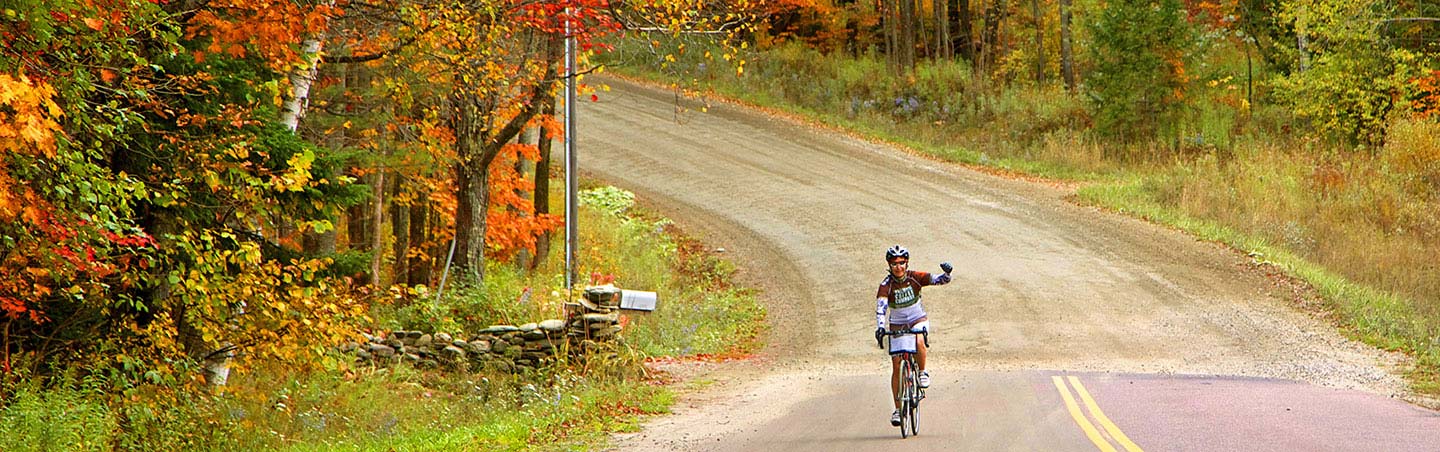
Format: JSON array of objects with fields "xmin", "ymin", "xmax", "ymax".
[{"xmin": 880, "ymin": 327, "xmax": 928, "ymax": 438}]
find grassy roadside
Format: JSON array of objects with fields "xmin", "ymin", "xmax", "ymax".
[
  {"xmin": 0, "ymin": 184, "xmax": 765, "ymax": 451},
  {"xmin": 598, "ymin": 40, "xmax": 1439, "ymax": 398}
]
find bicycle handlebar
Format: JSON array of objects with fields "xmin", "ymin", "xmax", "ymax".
[
  {"xmin": 878, "ymin": 328, "xmax": 931, "ymax": 349},
  {"xmin": 883, "ymin": 329, "xmax": 928, "ymax": 337}
]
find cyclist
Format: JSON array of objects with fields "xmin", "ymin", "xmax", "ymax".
[{"xmin": 874, "ymin": 245, "xmax": 953, "ymax": 426}]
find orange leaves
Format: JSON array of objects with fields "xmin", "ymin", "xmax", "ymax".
[
  {"xmin": 1411, "ymin": 70, "xmax": 1440, "ymax": 120},
  {"xmin": 186, "ymin": 0, "xmax": 341, "ymax": 71},
  {"xmin": 484, "ymin": 141, "xmax": 562, "ymax": 261}
]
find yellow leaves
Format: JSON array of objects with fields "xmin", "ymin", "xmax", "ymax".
[
  {"xmin": 270, "ymin": 150, "xmax": 315, "ymax": 192},
  {"xmin": 0, "ymin": 74, "xmax": 63, "ymax": 222},
  {"xmin": 0, "ymin": 73, "xmax": 64, "ymax": 158}
]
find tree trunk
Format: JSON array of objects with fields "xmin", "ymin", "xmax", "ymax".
[
  {"xmin": 347, "ymin": 175, "xmax": 372, "ymax": 252},
  {"xmin": 958, "ymin": 0, "xmax": 974, "ymax": 64},
  {"xmin": 1060, "ymin": 0, "xmax": 1076, "ymax": 92},
  {"xmin": 1032, "ymin": 0, "xmax": 1045, "ymax": 84},
  {"xmin": 1297, "ymin": 29, "xmax": 1310, "ymax": 72},
  {"xmin": 408, "ymin": 201, "xmax": 430, "ymax": 286},
  {"xmin": 901, "ymin": 0, "xmax": 917, "ymax": 71},
  {"xmin": 981, "ymin": 0, "xmax": 1008, "ymax": 75},
  {"xmin": 450, "ymin": 132, "xmax": 490, "ymax": 282},
  {"xmin": 370, "ymin": 164, "xmax": 384, "ymax": 287},
  {"xmin": 936, "ymin": 0, "xmax": 952, "ymax": 60},
  {"xmin": 448, "ymin": 41, "xmax": 557, "ymax": 283},
  {"xmin": 513, "ymin": 129, "xmax": 535, "ymax": 270},
  {"xmin": 390, "ymin": 176, "xmax": 409, "ymax": 286},
  {"xmin": 884, "ymin": 1, "xmax": 899, "ymax": 72},
  {"xmin": 279, "ymin": 37, "xmax": 323, "ymax": 132},
  {"xmin": 531, "ymin": 93, "xmax": 555, "ymax": 271}
]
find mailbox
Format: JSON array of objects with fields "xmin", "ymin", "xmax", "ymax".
[{"xmin": 619, "ymin": 290, "xmax": 658, "ymax": 311}]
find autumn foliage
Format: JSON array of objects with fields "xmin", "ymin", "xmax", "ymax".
[{"xmin": 0, "ymin": 0, "xmax": 752, "ymax": 395}]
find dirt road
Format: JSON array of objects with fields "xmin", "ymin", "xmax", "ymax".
[{"xmin": 579, "ymin": 77, "xmax": 1438, "ymax": 451}]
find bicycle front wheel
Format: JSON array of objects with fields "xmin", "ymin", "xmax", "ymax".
[
  {"xmin": 906, "ymin": 360, "xmax": 920, "ymax": 437},
  {"xmin": 899, "ymin": 359, "xmax": 913, "ymax": 438},
  {"xmin": 907, "ymin": 388, "xmax": 919, "ymax": 437}
]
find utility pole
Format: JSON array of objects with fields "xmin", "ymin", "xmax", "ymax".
[{"xmin": 564, "ymin": 9, "xmax": 579, "ymax": 301}]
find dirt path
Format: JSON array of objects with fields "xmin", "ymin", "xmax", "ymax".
[{"xmin": 577, "ymin": 77, "xmax": 1424, "ymax": 450}]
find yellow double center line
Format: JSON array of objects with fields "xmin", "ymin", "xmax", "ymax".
[{"xmin": 1052, "ymin": 375, "xmax": 1144, "ymax": 452}]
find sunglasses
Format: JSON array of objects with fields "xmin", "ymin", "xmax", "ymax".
[{"xmin": 889, "ymin": 260, "xmax": 908, "ymax": 267}]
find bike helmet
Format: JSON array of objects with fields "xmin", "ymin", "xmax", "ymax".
[{"xmin": 885, "ymin": 245, "xmax": 909, "ymax": 262}]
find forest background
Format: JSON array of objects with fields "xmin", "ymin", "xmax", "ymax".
[{"xmin": 0, "ymin": 0, "xmax": 1438, "ymax": 449}]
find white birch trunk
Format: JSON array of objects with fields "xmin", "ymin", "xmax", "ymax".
[{"xmin": 280, "ymin": 37, "xmax": 325, "ymax": 132}]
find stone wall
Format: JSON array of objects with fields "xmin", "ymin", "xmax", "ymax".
[{"xmin": 344, "ymin": 285, "xmax": 629, "ymax": 372}]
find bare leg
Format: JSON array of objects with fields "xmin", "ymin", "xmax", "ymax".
[
  {"xmin": 890, "ymin": 354, "xmax": 902, "ymax": 409},
  {"xmin": 917, "ymin": 332, "xmax": 927, "ymax": 373}
]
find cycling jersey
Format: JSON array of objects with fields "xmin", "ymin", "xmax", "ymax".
[{"xmin": 876, "ymin": 270, "xmax": 951, "ymax": 329}]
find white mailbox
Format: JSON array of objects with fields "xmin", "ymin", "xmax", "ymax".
[{"xmin": 619, "ymin": 290, "xmax": 658, "ymax": 311}]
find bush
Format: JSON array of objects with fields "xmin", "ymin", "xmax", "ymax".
[{"xmin": 1085, "ymin": 0, "xmax": 1195, "ymax": 144}]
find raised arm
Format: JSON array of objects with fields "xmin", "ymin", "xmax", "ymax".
[{"xmin": 930, "ymin": 262, "xmax": 954, "ymax": 285}]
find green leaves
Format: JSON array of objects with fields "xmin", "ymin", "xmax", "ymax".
[
  {"xmin": 1271, "ymin": 0, "xmax": 1438, "ymax": 146},
  {"xmin": 1085, "ymin": 0, "xmax": 1196, "ymax": 144}
]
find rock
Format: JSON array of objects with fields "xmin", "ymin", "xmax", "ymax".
[
  {"xmin": 385, "ymin": 337, "xmax": 404, "ymax": 349},
  {"xmin": 539, "ymin": 319, "xmax": 566, "ymax": 332},
  {"xmin": 435, "ymin": 332, "xmax": 453, "ymax": 343},
  {"xmin": 522, "ymin": 330, "xmax": 547, "ymax": 341},
  {"xmin": 403, "ymin": 353, "xmax": 420, "ymax": 363},
  {"xmin": 519, "ymin": 323, "xmax": 539, "ymax": 333},
  {"xmin": 405, "ymin": 331, "xmax": 424, "ymax": 340},
  {"xmin": 593, "ymin": 326, "xmax": 622, "ymax": 338},
  {"xmin": 356, "ymin": 349, "xmax": 372, "ymax": 360},
  {"xmin": 441, "ymin": 345, "xmax": 466, "ymax": 361},
  {"xmin": 490, "ymin": 340, "xmax": 509, "ymax": 354},
  {"xmin": 478, "ymin": 325, "xmax": 520, "ymax": 335},
  {"xmin": 582, "ymin": 312, "xmax": 619, "ymax": 323},
  {"xmin": 416, "ymin": 334, "xmax": 433, "ymax": 348},
  {"xmin": 584, "ymin": 285, "xmax": 621, "ymax": 306},
  {"xmin": 466, "ymin": 340, "xmax": 492, "ymax": 354},
  {"xmin": 452, "ymin": 339, "xmax": 468, "ymax": 349},
  {"xmin": 369, "ymin": 343, "xmax": 396, "ymax": 357}
]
